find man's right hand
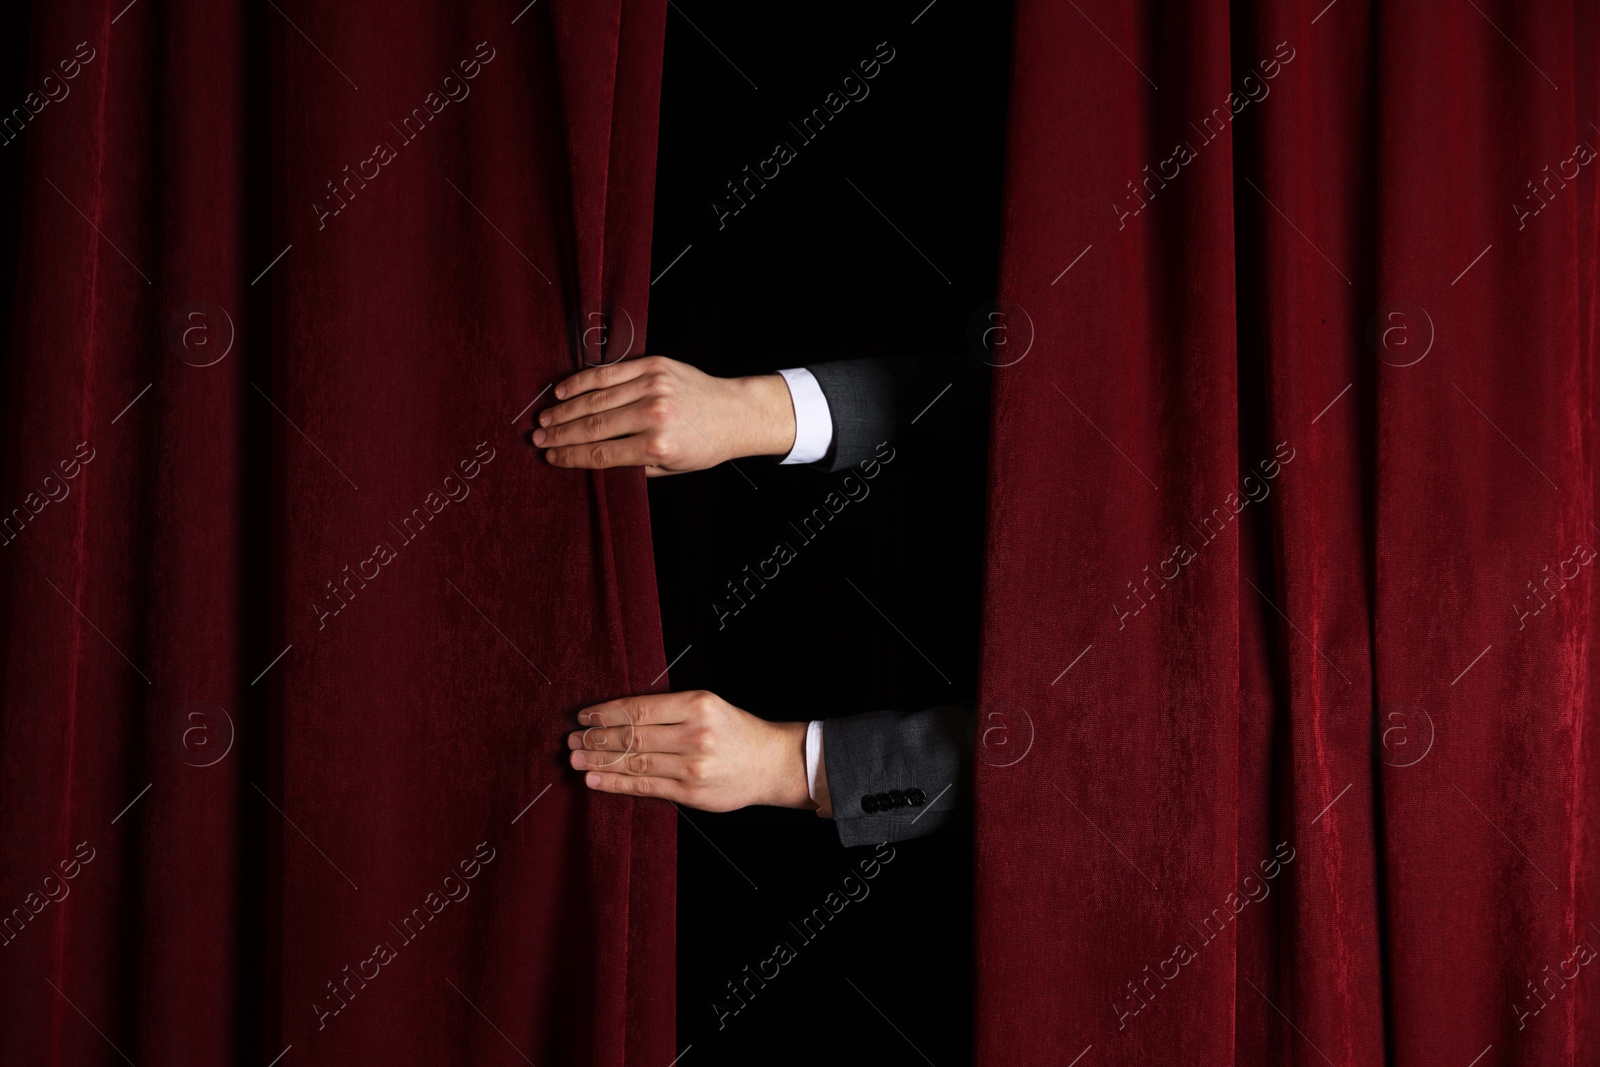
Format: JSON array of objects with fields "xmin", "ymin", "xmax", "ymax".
[
  {"xmin": 568, "ymin": 690, "xmax": 817, "ymax": 813},
  {"xmin": 534, "ymin": 356, "xmax": 796, "ymax": 476}
]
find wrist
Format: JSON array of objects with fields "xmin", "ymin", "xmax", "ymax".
[
  {"xmin": 732, "ymin": 374, "xmax": 798, "ymax": 459},
  {"xmin": 810, "ymin": 721, "xmax": 832, "ymax": 818},
  {"xmin": 763, "ymin": 719, "xmax": 815, "ymax": 810}
]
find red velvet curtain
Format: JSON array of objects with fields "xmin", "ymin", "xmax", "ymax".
[
  {"xmin": 11, "ymin": 0, "xmax": 1600, "ymax": 1063},
  {"xmin": 0, "ymin": 2, "xmax": 672, "ymax": 1065},
  {"xmin": 979, "ymin": 1, "xmax": 1600, "ymax": 1065}
]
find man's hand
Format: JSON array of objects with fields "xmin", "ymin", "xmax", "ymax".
[
  {"xmin": 534, "ymin": 356, "xmax": 796, "ymax": 476},
  {"xmin": 567, "ymin": 690, "xmax": 816, "ymax": 812}
]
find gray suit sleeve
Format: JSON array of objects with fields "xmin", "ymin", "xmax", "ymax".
[
  {"xmin": 823, "ymin": 702, "xmax": 971, "ymax": 847},
  {"xmin": 796, "ymin": 353, "xmax": 982, "ymax": 472},
  {"xmin": 805, "ymin": 358, "xmax": 901, "ymax": 473}
]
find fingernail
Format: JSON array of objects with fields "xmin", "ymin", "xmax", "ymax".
[
  {"xmin": 545, "ymin": 449, "xmax": 557, "ymax": 464},
  {"xmin": 577, "ymin": 711, "xmax": 590, "ymax": 725},
  {"xmin": 532, "ymin": 429, "xmax": 546, "ymax": 445},
  {"xmin": 570, "ymin": 751, "xmax": 587, "ymax": 768},
  {"xmin": 585, "ymin": 772, "xmax": 600, "ymax": 787},
  {"xmin": 539, "ymin": 412, "xmax": 551, "ymax": 427},
  {"xmin": 554, "ymin": 386, "xmax": 566, "ymax": 399}
]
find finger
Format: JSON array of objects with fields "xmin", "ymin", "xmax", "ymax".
[
  {"xmin": 536, "ymin": 399, "xmax": 659, "ymax": 448},
  {"xmin": 544, "ymin": 437, "xmax": 652, "ymax": 471},
  {"xmin": 552, "ymin": 358, "xmax": 656, "ymax": 402},
  {"xmin": 571, "ymin": 749, "xmax": 691, "ymax": 778},
  {"xmin": 581, "ymin": 770, "xmax": 684, "ymax": 802},
  {"xmin": 566, "ymin": 724, "xmax": 686, "ymax": 753},
  {"xmin": 578, "ymin": 694, "xmax": 694, "ymax": 729},
  {"xmin": 540, "ymin": 378, "xmax": 655, "ymax": 430}
]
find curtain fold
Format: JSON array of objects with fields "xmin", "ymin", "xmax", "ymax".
[
  {"xmin": 11, "ymin": 0, "xmax": 1600, "ymax": 1063},
  {"xmin": 975, "ymin": 1, "xmax": 1240, "ymax": 1061},
  {"xmin": 0, "ymin": 2, "xmax": 673, "ymax": 1065},
  {"xmin": 977, "ymin": 2, "xmax": 1600, "ymax": 1065}
]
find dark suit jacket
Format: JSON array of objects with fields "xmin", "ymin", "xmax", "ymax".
[{"xmin": 800, "ymin": 356, "xmax": 977, "ymax": 845}]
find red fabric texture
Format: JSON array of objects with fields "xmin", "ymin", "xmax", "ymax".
[
  {"xmin": 0, "ymin": 2, "xmax": 672, "ymax": 1065},
  {"xmin": 978, "ymin": 2, "xmax": 1600, "ymax": 1065}
]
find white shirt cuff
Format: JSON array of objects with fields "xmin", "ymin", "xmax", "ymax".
[
  {"xmin": 775, "ymin": 367, "xmax": 833, "ymax": 465},
  {"xmin": 805, "ymin": 719, "xmax": 824, "ymax": 803}
]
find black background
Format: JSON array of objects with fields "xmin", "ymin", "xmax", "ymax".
[{"xmin": 647, "ymin": 1, "xmax": 1011, "ymax": 1063}]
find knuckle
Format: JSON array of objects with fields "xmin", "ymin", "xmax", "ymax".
[
  {"xmin": 589, "ymin": 444, "xmax": 611, "ymax": 467},
  {"xmin": 646, "ymin": 397, "xmax": 673, "ymax": 422},
  {"xmin": 684, "ymin": 758, "xmax": 707, "ymax": 782},
  {"xmin": 584, "ymin": 413, "xmax": 606, "ymax": 435},
  {"xmin": 643, "ymin": 435, "xmax": 673, "ymax": 464},
  {"xmin": 627, "ymin": 753, "xmax": 651, "ymax": 775}
]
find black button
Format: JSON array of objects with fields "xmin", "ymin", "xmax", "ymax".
[
  {"xmin": 907, "ymin": 788, "xmax": 927, "ymax": 806},
  {"xmin": 887, "ymin": 790, "xmax": 906, "ymax": 809},
  {"xmin": 874, "ymin": 792, "xmax": 892, "ymax": 810},
  {"xmin": 861, "ymin": 794, "xmax": 879, "ymax": 813}
]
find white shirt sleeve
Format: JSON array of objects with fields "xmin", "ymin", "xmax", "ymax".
[
  {"xmin": 775, "ymin": 367, "xmax": 834, "ymax": 465},
  {"xmin": 805, "ymin": 719, "xmax": 825, "ymax": 807}
]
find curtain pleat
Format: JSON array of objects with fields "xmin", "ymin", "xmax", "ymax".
[
  {"xmin": 978, "ymin": 2, "xmax": 1600, "ymax": 1065},
  {"xmin": 0, "ymin": 2, "xmax": 673, "ymax": 1065}
]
